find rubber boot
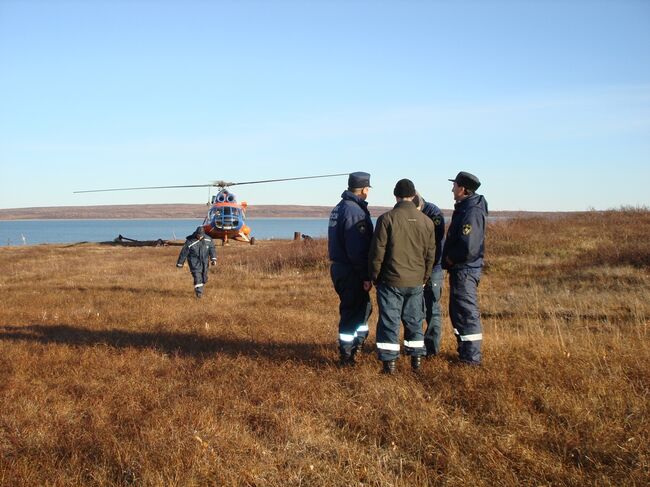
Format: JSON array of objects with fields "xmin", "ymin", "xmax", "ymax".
[
  {"xmin": 339, "ymin": 352, "xmax": 356, "ymax": 368},
  {"xmin": 411, "ymin": 356, "xmax": 422, "ymax": 371},
  {"xmin": 382, "ymin": 360, "xmax": 397, "ymax": 375}
]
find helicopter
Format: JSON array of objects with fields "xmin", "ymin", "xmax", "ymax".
[{"xmin": 74, "ymin": 173, "xmax": 348, "ymax": 245}]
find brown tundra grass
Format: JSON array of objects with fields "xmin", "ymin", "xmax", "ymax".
[{"xmin": 0, "ymin": 210, "xmax": 648, "ymax": 486}]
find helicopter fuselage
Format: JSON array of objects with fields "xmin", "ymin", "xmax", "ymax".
[{"xmin": 203, "ymin": 190, "xmax": 252, "ymax": 243}]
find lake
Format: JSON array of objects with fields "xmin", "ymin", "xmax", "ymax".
[
  {"xmin": 0, "ymin": 215, "xmax": 511, "ymax": 246},
  {"xmin": 0, "ymin": 219, "xmax": 332, "ymax": 246}
]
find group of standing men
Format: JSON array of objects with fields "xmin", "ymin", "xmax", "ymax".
[{"xmin": 328, "ymin": 171, "xmax": 488, "ymax": 372}]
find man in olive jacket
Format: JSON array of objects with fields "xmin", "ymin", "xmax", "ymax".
[{"xmin": 369, "ymin": 179, "xmax": 436, "ymax": 374}]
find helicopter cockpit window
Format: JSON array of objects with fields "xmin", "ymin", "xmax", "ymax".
[{"xmin": 210, "ymin": 205, "xmax": 241, "ymax": 230}]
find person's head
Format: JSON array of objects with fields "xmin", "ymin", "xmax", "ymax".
[
  {"xmin": 448, "ymin": 171, "xmax": 480, "ymax": 202},
  {"xmin": 393, "ymin": 178, "xmax": 416, "ymax": 202},
  {"xmin": 412, "ymin": 191, "xmax": 424, "ymax": 210},
  {"xmin": 194, "ymin": 226, "xmax": 205, "ymax": 239},
  {"xmin": 348, "ymin": 171, "xmax": 371, "ymax": 200}
]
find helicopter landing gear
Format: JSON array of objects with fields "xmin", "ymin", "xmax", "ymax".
[
  {"xmin": 222, "ymin": 235, "xmax": 228, "ymax": 246},
  {"xmin": 250, "ymin": 237, "xmax": 256, "ymax": 245}
]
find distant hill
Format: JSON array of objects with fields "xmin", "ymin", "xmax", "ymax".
[
  {"xmin": 0, "ymin": 204, "xmax": 558, "ymax": 220},
  {"xmin": 0, "ymin": 204, "xmax": 390, "ymax": 220}
]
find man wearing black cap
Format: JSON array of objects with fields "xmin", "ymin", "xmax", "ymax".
[
  {"xmin": 369, "ymin": 179, "xmax": 436, "ymax": 374},
  {"xmin": 442, "ymin": 171, "xmax": 488, "ymax": 365},
  {"xmin": 328, "ymin": 171, "xmax": 373, "ymax": 366},
  {"xmin": 176, "ymin": 226, "xmax": 217, "ymax": 298}
]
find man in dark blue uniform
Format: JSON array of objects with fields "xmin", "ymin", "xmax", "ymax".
[
  {"xmin": 328, "ymin": 172, "xmax": 373, "ymax": 366},
  {"xmin": 442, "ymin": 171, "xmax": 488, "ymax": 365},
  {"xmin": 413, "ymin": 193, "xmax": 446, "ymax": 357},
  {"xmin": 176, "ymin": 226, "xmax": 217, "ymax": 298}
]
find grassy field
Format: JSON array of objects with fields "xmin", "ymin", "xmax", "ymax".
[{"xmin": 0, "ymin": 210, "xmax": 648, "ymax": 486}]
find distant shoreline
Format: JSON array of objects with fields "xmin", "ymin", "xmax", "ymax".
[{"xmin": 0, "ymin": 204, "xmax": 568, "ymax": 221}]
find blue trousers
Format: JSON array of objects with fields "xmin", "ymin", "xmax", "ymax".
[
  {"xmin": 423, "ymin": 269, "xmax": 444, "ymax": 355},
  {"xmin": 375, "ymin": 283, "xmax": 426, "ymax": 362},
  {"xmin": 448, "ymin": 267, "xmax": 482, "ymax": 364},
  {"xmin": 330, "ymin": 263, "xmax": 372, "ymax": 356},
  {"xmin": 190, "ymin": 264, "xmax": 209, "ymax": 296}
]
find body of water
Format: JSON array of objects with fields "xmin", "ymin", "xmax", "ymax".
[
  {"xmin": 0, "ymin": 215, "xmax": 510, "ymax": 246},
  {"xmin": 0, "ymin": 218, "xmax": 331, "ymax": 246}
]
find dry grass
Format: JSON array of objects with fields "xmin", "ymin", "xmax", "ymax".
[{"xmin": 0, "ymin": 210, "xmax": 648, "ymax": 486}]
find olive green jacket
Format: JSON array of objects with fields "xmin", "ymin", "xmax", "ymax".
[{"xmin": 369, "ymin": 200, "xmax": 436, "ymax": 287}]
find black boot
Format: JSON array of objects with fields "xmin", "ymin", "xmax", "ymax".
[
  {"xmin": 339, "ymin": 352, "xmax": 355, "ymax": 367},
  {"xmin": 411, "ymin": 355, "xmax": 422, "ymax": 371},
  {"xmin": 382, "ymin": 360, "xmax": 397, "ymax": 375}
]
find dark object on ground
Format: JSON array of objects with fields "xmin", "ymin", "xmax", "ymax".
[{"xmin": 110, "ymin": 234, "xmax": 170, "ymax": 247}]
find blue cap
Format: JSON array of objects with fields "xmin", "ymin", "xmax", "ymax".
[
  {"xmin": 348, "ymin": 171, "xmax": 371, "ymax": 189},
  {"xmin": 449, "ymin": 171, "xmax": 481, "ymax": 191}
]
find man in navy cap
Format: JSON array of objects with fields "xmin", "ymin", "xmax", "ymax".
[
  {"xmin": 442, "ymin": 171, "xmax": 488, "ymax": 365},
  {"xmin": 328, "ymin": 171, "xmax": 373, "ymax": 366}
]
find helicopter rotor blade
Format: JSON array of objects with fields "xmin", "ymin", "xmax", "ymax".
[
  {"xmin": 73, "ymin": 184, "xmax": 214, "ymax": 193},
  {"xmin": 223, "ymin": 173, "xmax": 348, "ymax": 187},
  {"xmin": 74, "ymin": 173, "xmax": 348, "ymax": 194}
]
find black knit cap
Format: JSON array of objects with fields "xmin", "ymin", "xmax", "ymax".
[
  {"xmin": 393, "ymin": 178, "xmax": 416, "ymax": 198},
  {"xmin": 449, "ymin": 171, "xmax": 481, "ymax": 191},
  {"xmin": 195, "ymin": 226, "xmax": 205, "ymax": 237}
]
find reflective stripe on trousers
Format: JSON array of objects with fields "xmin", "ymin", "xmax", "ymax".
[
  {"xmin": 449, "ymin": 267, "xmax": 482, "ymax": 364},
  {"xmin": 331, "ymin": 263, "xmax": 372, "ymax": 355},
  {"xmin": 375, "ymin": 283, "xmax": 425, "ymax": 361}
]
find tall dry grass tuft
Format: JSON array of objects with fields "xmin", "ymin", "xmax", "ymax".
[{"xmin": 0, "ymin": 209, "xmax": 648, "ymax": 486}]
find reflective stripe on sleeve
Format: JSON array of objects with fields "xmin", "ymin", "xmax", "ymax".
[
  {"xmin": 404, "ymin": 340, "xmax": 424, "ymax": 348},
  {"xmin": 194, "ymin": 283, "xmax": 204, "ymax": 288},
  {"xmin": 376, "ymin": 342, "xmax": 400, "ymax": 351}
]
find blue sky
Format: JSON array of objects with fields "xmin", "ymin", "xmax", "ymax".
[{"xmin": 1, "ymin": 0, "xmax": 649, "ymax": 212}]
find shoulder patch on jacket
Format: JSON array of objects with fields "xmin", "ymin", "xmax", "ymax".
[
  {"xmin": 433, "ymin": 216, "xmax": 442, "ymax": 226},
  {"xmin": 462, "ymin": 224, "xmax": 472, "ymax": 236}
]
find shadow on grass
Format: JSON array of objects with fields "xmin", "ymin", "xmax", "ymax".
[{"xmin": 0, "ymin": 323, "xmax": 332, "ymax": 367}]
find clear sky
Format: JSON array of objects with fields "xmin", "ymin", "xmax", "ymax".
[{"xmin": 1, "ymin": 0, "xmax": 649, "ymax": 211}]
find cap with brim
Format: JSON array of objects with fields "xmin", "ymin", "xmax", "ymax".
[
  {"xmin": 348, "ymin": 171, "xmax": 371, "ymax": 189},
  {"xmin": 449, "ymin": 171, "xmax": 481, "ymax": 191}
]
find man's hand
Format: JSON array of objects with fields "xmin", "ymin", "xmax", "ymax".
[
  {"xmin": 363, "ymin": 280, "xmax": 372, "ymax": 292},
  {"xmin": 210, "ymin": 259, "xmax": 217, "ymax": 266},
  {"xmin": 176, "ymin": 264, "xmax": 183, "ymax": 269}
]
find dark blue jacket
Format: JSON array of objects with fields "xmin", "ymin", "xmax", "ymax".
[
  {"xmin": 421, "ymin": 200, "xmax": 445, "ymax": 272},
  {"xmin": 177, "ymin": 234, "xmax": 217, "ymax": 272},
  {"xmin": 442, "ymin": 194, "xmax": 488, "ymax": 270},
  {"xmin": 328, "ymin": 191, "xmax": 373, "ymax": 280}
]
